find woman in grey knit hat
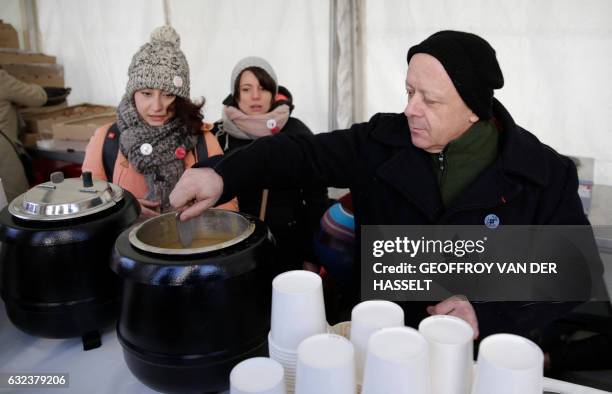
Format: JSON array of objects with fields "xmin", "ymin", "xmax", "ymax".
[
  {"xmin": 82, "ymin": 25, "xmax": 237, "ymax": 217},
  {"xmin": 213, "ymin": 56, "xmax": 329, "ymax": 272}
]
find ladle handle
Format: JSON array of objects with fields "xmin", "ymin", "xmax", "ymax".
[{"xmin": 175, "ymin": 211, "xmax": 193, "ymax": 248}]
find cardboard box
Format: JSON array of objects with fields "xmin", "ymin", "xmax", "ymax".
[
  {"xmin": 18, "ymin": 102, "xmax": 67, "ymax": 115},
  {"xmin": 19, "ymin": 132, "xmax": 52, "ymax": 147},
  {"xmin": 20, "ymin": 103, "xmax": 115, "ymax": 134},
  {"xmin": 1, "ymin": 63, "xmax": 64, "ymax": 87},
  {"xmin": 0, "ymin": 21, "xmax": 19, "ymax": 49},
  {"xmin": 53, "ymin": 113, "xmax": 117, "ymax": 141},
  {"xmin": 19, "ymin": 132, "xmax": 39, "ymax": 147},
  {"xmin": 0, "ymin": 48, "xmax": 55, "ymax": 64}
]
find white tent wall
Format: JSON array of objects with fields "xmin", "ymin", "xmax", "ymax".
[
  {"xmin": 168, "ymin": 0, "xmax": 329, "ymax": 133},
  {"xmin": 0, "ymin": 0, "xmax": 25, "ymax": 48},
  {"xmin": 363, "ymin": 0, "xmax": 612, "ymax": 185},
  {"xmin": 6, "ymin": 0, "xmax": 612, "ymax": 184},
  {"xmin": 36, "ymin": 0, "xmax": 166, "ymax": 106},
  {"xmin": 34, "ymin": 0, "xmax": 329, "ymax": 134}
]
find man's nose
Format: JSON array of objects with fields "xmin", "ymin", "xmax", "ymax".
[{"xmin": 405, "ymin": 96, "xmax": 421, "ymax": 117}]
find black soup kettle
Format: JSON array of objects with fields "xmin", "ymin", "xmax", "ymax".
[
  {"xmin": 0, "ymin": 171, "xmax": 139, "ymax": 349},
  {"xmin": 112, "ymin": 208, "xmax": 276, "ymax": 393}
]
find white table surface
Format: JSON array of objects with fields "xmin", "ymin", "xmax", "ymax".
[{"xmin": 0, "ymin": 298, "xmax": 162, "ymax": 394}]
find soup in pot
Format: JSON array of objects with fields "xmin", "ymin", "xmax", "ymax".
[{"xmin": 158, "ymin": 234, "xmax": 235, "ymax": 249}]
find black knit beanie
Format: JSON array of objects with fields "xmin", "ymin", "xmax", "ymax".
[{"xmin": 407, "ymin": 30, "xmax": 504, "ymax": 120}]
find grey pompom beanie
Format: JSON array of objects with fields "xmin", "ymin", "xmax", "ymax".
[
  {"xmin": 126, "ymin": 25, "xmax": 190, "ymax": 100},
  {"xmin": 230, "ymin": 56, "xmax": 278, "ymax": 95}
]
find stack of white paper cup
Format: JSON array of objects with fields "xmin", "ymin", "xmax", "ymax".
[
  {"xmin": 472, "ymin": 333, "xmax": 543, "ymax": 394},
  {"xmin": 268, "ymin": 270, "xmax": 328, "ymax": 393},
  {"xmin": 418, "ymin": 315, "xmax": 474, "ymax": 394},
  {"xmin": 230, "ymin": 357, "xmax": 286, "ymax": 394},
  {"xmin": 361, "ymin": 327, "xmax": 430, "ymax": 394},
  {"xmin": 349, "ymin": 300, "xmax": 404, "ymax": 385},
  {"xmin": 295, "ymin": 333, "xmax": 355, "ymax": 394},
  {"xmin": 268, "ymin": 333, "xmax": 299, "ymax": 392}
]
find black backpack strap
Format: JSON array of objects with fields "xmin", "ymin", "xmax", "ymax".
[
  {"xmin": 102, "ymin": 123, "xmax": 120, "ymax": 181},
  {"xmin": 195, "ymin": 132, "xmax": 208, "ymax": 162}
]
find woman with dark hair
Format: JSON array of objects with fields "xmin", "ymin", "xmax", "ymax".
[
  {"xmin": 214, "ymin": 56, "xmax": 329, "ymax": 271},
  {"xmin": 83, "ymin": 25, "xmax": 236, "ymax": 217}
]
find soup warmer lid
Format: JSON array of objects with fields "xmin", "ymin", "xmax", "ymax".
[{"xmin": 8, "ymin": 171, "xmax": 123, "ymax": 221}]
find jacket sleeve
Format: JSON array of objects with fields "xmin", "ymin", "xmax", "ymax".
[
  {"xmin": 300, "ymin": 183, "xmax": 331, "ymax": 263},
  {"xmin": 204, "ymin": 130, "xmax": 238, "ymax": 212},
  {"xmin": 543, "ymin": 157, "xmax": 589, "ymax": 225},
  {"xmin": 214, "ymin": 121, "xmax": 366, "ymax": 201},
  {"xmin": 0, "ymin": 70, "xmax": 47, "ymax": 107},
  {"xmin": 287, "ymin": 118, "xmax": 331, "ymax": 262},
  {"xmin": 541, "ymin": 157, "xmax": 606, "ymax": 299},
  {"xmin": 474, "ymin": 158, "xmax": 608, "ymax": 342},
  {"xmin": 82, "ymin": 124, "xmax": 111, "ymax": 181}
]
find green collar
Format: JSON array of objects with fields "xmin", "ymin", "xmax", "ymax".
[{"xmin": 431, "ymin": 120, "xmax": 499, "ymax": 207}]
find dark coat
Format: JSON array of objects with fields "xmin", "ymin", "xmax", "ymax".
[
  {"xmin": 219, "ymin": 100, "xmax": 587, "ymax": 227},
  {"xmin": 215, "ymin": 99, "xmax": 603, "ymax": 337},
  {"xmin": 214, "ymin": 117, "xmax": 330, "ymax": 271}
]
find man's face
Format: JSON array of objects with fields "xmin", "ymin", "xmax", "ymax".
[{"xmin": 404, "ymin": 53, "xmax": 478, "ymax": 153}]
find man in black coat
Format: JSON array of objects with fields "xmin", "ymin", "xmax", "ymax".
[{"xmin": 170, "ymin": 31, "xmax": 604, "ymax": 340}]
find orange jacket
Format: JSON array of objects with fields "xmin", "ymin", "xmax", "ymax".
[{"xmin": 82, "ymin": 123, "xmax": 238, "ymax": 211}]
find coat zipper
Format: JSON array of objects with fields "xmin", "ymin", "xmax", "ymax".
[{"xmin": 438, "ymin": 151, "xmax": 446, "ymax": 184}]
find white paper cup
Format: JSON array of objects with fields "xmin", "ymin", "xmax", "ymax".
[
  {"xmin": 295, "ymin": 333, "xmax": 355, "ymax": 394},
  {"xmin": 230, "ymin": 357, "xmax": 286, "ymax": 394},
  {"xmin": 472, "ymin": 334, "xmax": 543, "ymax": 394},
  {"xmin": 271, "ymin": 270, "xmax": 328, "ymax": 351},
  {"xmin": 349, "ymin": 300, "xmax": 404, "ymax": 383},
  {"xmin": 418, "ymin": 315, "xmax": 474, "ymax": 394},
  {"xmin": 361, "ymin": 327, "xmax": 430, "ymax": 394}
]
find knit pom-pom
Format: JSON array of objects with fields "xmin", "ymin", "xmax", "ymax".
[{"xmin": 150, "ymin": 25, "xmax": 180, "ymax": 47}]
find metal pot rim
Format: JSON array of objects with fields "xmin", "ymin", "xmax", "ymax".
[{"xmin": 128, "ymin": 209, "xmax": 256, "ymax": 256}]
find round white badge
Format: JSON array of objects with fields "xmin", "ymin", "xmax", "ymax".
[
  {"xmin": 266, "ymin": 119, "xmax": 277, "ymax": 129},
  {"xmin": 173, "ymin": 75, "xmax": 183, "ymax": 88},
  {"xmin": 140, "ymin": 143, "xmax": 153, "ymax": 156}
]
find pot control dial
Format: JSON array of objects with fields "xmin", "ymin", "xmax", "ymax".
[{"xmin": 82, "ymin": 171, "xmax": 94, "ymax": 188}]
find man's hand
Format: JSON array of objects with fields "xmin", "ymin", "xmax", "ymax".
[
  {"xmin": 169, "ymin": 168, "xmax": 224, "ymax": 221},
  {"xmin": 427, "ymin": 295, "xmax": 479, "ymax": 339},
  {"xmin": 138, "ymin": 199, "xmax": 160, "ymax": 218}
]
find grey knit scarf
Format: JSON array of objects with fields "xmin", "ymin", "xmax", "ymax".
[{"xmin": 117, "ymin": 95, "xmax": 196, "ymax": 212}]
